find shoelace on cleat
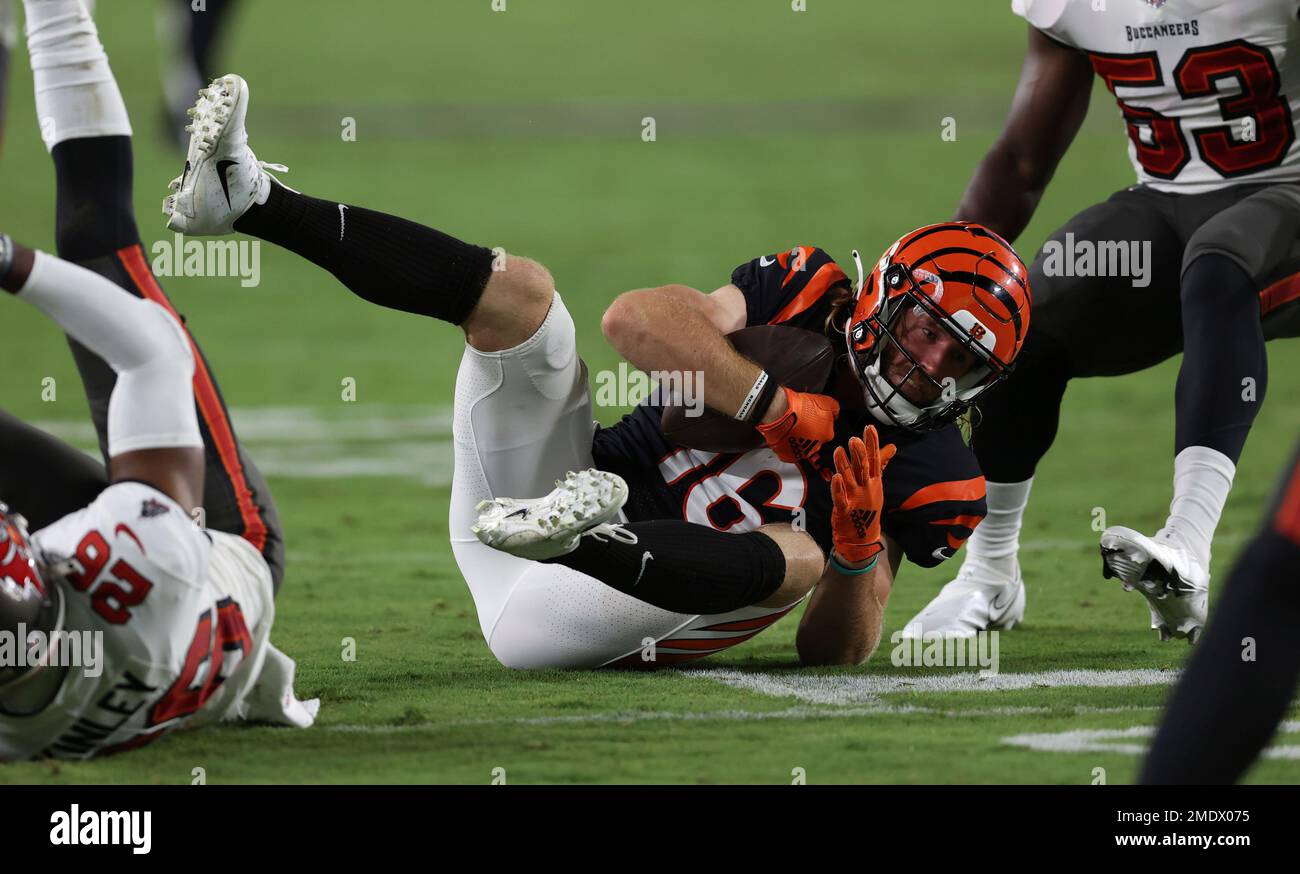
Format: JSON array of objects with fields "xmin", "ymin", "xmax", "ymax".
[{"xmin": 585, "ymin": 523, "xmax": 637, "ymax": 546}]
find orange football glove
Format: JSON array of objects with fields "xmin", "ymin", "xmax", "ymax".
[
  {"xmin": 830, "ymin": 424, "xmax": 897, "ymax": 565},
  {"xmin": 755, "ymin": 386, "xmax": 840, "ymax": 463}
]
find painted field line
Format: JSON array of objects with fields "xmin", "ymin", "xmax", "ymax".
[
  {"xmin": 694, "ymin": 668, "xmax": 1181, "ymax": 706},
  {"xmin": 31, "ymin": 405, "xmax": 454, "ymax": 483},
  {"xmin": 319, "ymin": 703, "xmax": 1164, "ymax": 734},
  {"xmin": 1002, "ymin": 720, "xmax": 1300, "ymax": 759},
  {"xmin": 28, "ymin": 406, "xmax": 1248, "ymax": 548}
]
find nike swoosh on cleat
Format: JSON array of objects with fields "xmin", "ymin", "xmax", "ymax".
[
  {"xmin": 759, "ymin": 256, "xmax": 776, "ymax": 267},
  {"xmin": 216, "ymin": 159, "xmax": 239, "ymax": 208},
  {"xmin": 181, "ymin": 159, "xmax": 191, "ymax": 190},
  {"xmin": 505, "ymin": 508, "xmax": 529, "ymax": 519},
  {"xmin": 990, "ymin": 583, "xmax": 1017, "ymax": 615},
  {"xmin": 634, "ymin": 551, "xmax": 654, "ymax": 586}
]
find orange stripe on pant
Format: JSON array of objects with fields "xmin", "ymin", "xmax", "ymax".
[
  {"xmin": 116, "ymin": 245, "xmax": 268, "ymax": 553},
  {"xmin": 1259, "ymin": 270, "xmax": 1300, "ymax": 315},
  {"xmin": 897, "ymin": 476, "xmax": 986, "ymax": 512},
  {"xmin": 1272, "ymin": 458, "xmax": 1300, "ymax": 546}
]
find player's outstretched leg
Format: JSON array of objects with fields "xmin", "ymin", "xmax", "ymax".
[
  {"xmin": 1101, "ymin": 185, "xmax": 1300, "ymax": 643},
  {"xmin": 25, "ymin": 2, "xmax": 286, "ymax": 589},
  {"xmin": 1099, "ymin": 257, "xmax": 1255, "ymax": 643},
  {"xmin": 162, "ymin": 73, "xmax": 550, "ymax": 353},
  {"xmin": 474, "ymin": 469, "xmax": 817, "ymax": 616}
]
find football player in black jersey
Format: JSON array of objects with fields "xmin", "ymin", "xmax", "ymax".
[{"xmin": 162, "ymin": 71, "xmax": 1031, "ymax": 668}]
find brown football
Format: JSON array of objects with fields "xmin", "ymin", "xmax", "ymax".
[{"xmin": 660, "ymin": 324, "xmax": 836, "ymax": 452}]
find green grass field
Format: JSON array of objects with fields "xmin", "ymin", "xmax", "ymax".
[{"xmin": 1, "ymin": 0, "xmax": 1298, "ymax": 784}]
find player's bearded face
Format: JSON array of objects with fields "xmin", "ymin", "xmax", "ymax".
[{"xmin": 880, "ymin": 305, "xmax": 980, "ymax": 405}]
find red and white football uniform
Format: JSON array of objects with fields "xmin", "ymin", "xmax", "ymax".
[
  {"xmin": 1015, "ymin": 0, "xmax": 1300, "ymax": 193},
  {"xmin": 0, "ymin": 481, "xmax": 315, "ymax": 760}
]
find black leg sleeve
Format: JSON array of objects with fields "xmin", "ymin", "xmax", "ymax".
[
  {"xmin": 50, "ymin": 135, "xmax": 286, "ymax": 591},
  {"xmin": 971, "ymin": 329, "xmax": 1073, "ymax": 483},
  {"xmin": 233, "ymin": 183, "xmax": 496, "ymax": 325},
  {"xmin": 1175, "ymin": 253, "xmax": 1267, "ymax": 462},
  {"xmin": 52, "ymin": 137, "xmax": 140, "ymax": 260},
  {"xmin": 546, "ymin": 521, "xmax": 789, "ymax": 615},
  {"xmin": 0, "ymin": 410, "xmax": 108, "ymax": 530}
]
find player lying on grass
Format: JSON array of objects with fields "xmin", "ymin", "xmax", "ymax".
[
  {"xmin": 162, "ymin": 72, "xmax": 1030, "ymax": 668},
  {"xmin": 0, "ymin": 238, "xmax": 317, "ymax": 759},
  {"xmin": 0, "ymin": 0, "xmax": 312, "ymax": 759},
  {"xmin": 2, "ymin": 0, "xmax": 284, "ymax": 590},
  {"xmin": 1140, "ymin": 435, "xmax": 1300, "ymax": 784},
  {"xmin": 909, "ymin": 0, "xmax": 1300, "ymax": 644}
]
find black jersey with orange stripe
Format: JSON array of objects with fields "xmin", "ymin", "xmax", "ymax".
[
  {"xmin": 731, "ymin": 244, "xmax": 848, "ymax": 329},
  {"xmin": 590, "ymin": 246, "xmax": 986, "ymax": 569}
]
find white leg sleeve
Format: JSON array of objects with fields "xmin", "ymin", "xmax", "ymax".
[
  {"xmin": 23, "ymin": 0, "xmax": 130, "ymax": 150},
  {"xmin": 449, "ymin": 292, "xmax": 601, "ymax": 637},
  {"xmin": 17, "ymin": 251, "xmax": 201, "ymax": 455}
]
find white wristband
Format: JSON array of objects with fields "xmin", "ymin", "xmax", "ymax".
[{"xmin": 735, "ymin": 370, "xmax": 770, "ymax": 422}]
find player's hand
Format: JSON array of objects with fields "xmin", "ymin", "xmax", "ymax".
[
  {"xmin": 830, "ymin": 424, "xmax": 897, "ymax": 565},
  {"xmin": 755, "ymin": 386, "xmax": 840, "ymax": 463}
]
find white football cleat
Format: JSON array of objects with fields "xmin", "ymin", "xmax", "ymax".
[
  {"xmin": 899, "ymin": 555, "xmax": 1025, "ymax": 639},
  {"xmin": 1100, "ymin": 525, "xmax": 1208, "ymax": 644},
  {"xmin": 472, "ymin": 469, "xmax": 633, "ymax": 561},
  {"xmin": 163, "ymin": 73, "xmax": 287, "ymax": 235}
]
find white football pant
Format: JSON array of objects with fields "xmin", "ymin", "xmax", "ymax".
[{"xmin": 449, "ymin": 292, "xmax": 794, "ymax": 669}]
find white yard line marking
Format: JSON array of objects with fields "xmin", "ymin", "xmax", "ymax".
[
  {"xmin": 24, "ymin": 404, "xmax": 1249, "ymax": 553},
  {"xmin": 31, "ymin": 405, "xmax": 455, "ymax": 483},
  {"xmin": 694, "ymin": 668, "xmax": 1181, "ymax": 705},
  {"xmin": 319, "ymin": 703, "xmax": 1162, "ymax": 733},
  {"xmin": 1002, "ymin": 720, "xmax": 1300, "ymax": 759}
]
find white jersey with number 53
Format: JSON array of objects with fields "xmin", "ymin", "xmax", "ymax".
[
  {"xmin": 1014, "ymin": 0, "xmax": 1300, "ymax": 193},
  {"xmin": 0, "ymin": 482, "xmax": 316, "ymax": 760}
]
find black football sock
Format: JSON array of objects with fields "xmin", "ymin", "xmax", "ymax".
[
  {"xmin": 545, "ymin": 520, "xmax": 788, "ymax": 615},
  {"xmin": 234, "ymin": 183, "xmax": 495, "ymax": 325},
  {"xmin": 52, "ymin": 137, "xmax": 140, "ymax": 260},
  {"xmin": 1140, "ymin": 528, "xmax": 1300, "ymax": 784},
  {"xmin": 1175, "ymin": 254, "xmax": 1267, "ymax": 462}
]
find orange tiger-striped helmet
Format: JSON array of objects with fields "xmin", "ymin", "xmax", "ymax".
[{"xmin": 845, "ymin": 222, "xmax": 1031, "ymax": 430}]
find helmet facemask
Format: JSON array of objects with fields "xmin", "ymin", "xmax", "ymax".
[{"xmin": 848, "ymin": 260, "xmax": 1011, "ymax": 431}]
